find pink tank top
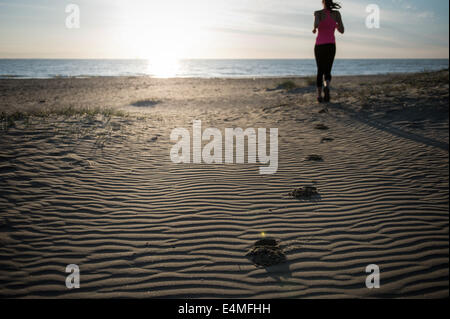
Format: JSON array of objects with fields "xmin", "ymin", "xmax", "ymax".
[{"xmin": 316, "ymin": 9, "xmax": 337, "ymax": 45}]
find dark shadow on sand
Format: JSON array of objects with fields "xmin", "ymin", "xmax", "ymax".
[
  {"xmin": 262, "ymin": 262, "xmax": 293, "ymax": 282},
  {"xmin": 329, "ymin": 102, "xmax": 449, "ymax": 152},
  {"xmin": 131, "ymin": 99, "xmax": 160, "ymax": 107}
]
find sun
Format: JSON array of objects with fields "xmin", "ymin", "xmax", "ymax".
[
  {"xmin": 118, "ymin": 20, "xmax": 183, "ymax": 77},
  {"xmin": 116, "ymin": 1, "xmax": 210, "ymax": 77},
  {"xmin": 141, "ymin": 27, "xmax": 183, "ymax": 78}
]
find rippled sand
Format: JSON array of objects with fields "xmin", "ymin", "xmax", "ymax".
[{"xmin": 0, "ymin": 71, "xmax": 448, "ymax": 298}]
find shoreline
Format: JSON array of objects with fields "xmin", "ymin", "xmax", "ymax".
[
  {"xmin": 1, "ymin": 68, "xmax": 449, "ymax": 81},
  {"xmin": 1, "ymin": 59, "xmax": 448, "ymax": 80}
]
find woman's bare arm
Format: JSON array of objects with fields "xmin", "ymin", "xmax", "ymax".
[
  {"xmin": 313, "ymin": 10, "xmax": 321, "ymax": 33},
  {"xmin": 335, "ymin": 11, "xmax": 345, "ymax": 34}
]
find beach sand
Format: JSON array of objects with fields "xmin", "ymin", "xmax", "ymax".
[{"xmin": 0, "ymin": 70, "xmax": 448, "ymax": 298}]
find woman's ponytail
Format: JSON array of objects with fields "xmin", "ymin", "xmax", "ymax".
[{"xmin": 324, "ymin": 0, "xmax": 342, "ymax": 10}]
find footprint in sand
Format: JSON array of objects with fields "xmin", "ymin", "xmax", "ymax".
[
  {"xmin": 321, "ymin": 137, "xmax": 334, "ymax": 143},
  {"xmin": 288, "ymin": 186, "xmax": 320, "ymax": 200},
  {"xmin": 246, "ymin": 238, "xmax": 286, "ymax": 267},
  {"xmin": 306, "ymin": 155, "xmax": 323, "ymax": 162},
  {"xmin": 314, "ymin": 124, "xmax": 329, "ymax": 130}
]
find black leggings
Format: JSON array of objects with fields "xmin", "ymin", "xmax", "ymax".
[{"xmin": 314, "ymin": 43, "xmax": 336, "ymax": 88}]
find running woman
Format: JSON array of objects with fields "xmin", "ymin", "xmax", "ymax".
[{"xmin": 313, "ymin": 0, "xmax": 345, "ymax": 103}]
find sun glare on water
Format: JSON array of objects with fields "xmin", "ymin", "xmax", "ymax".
[{"xmin": 146, "ymin": 55, "xmax": 180, "ymax": 78}]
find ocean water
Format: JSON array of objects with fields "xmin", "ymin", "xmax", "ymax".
[{"xmin": 0, "ymin": 59, "xmax": 448, "ymax": 79}]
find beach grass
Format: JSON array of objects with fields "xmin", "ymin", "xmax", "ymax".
[
  {"xmin": 1, "ymin": 106, "xmax": 128, "ymax": 131},
  {"xmin": 304, "ymin": 76, "xmax": 316, "ymax": 86},
  {"xmin": 275, "ymin": 77, "xmax": 316, "ymax": 91},
  {"xmin": 277, "ymin": 80, "xmax": 298, "ymax": 90}
]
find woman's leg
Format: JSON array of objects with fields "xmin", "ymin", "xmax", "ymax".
[
  {"xmin": 314, "ymin": 45, "xmax": 325, "ymax": 102},
  {"xmin": 324, "ymin": 44, "xmax": 336, "ymax": 88},
  {"xmin": 323, "ymin": 44, "xmax": 336, "ymax": 102}
]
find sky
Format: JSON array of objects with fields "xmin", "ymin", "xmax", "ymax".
[{"xmin": 0, "ymin": 0, "xmax": 448, "ymax": 59}]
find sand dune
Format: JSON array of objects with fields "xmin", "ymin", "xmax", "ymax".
[{"xmin": 0, "ymin": 71, "xmax": 448, "ymax": 298}]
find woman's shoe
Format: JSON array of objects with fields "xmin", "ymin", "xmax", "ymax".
[
  {"xmin": 317, "ymin": 96, "xmax": 324, "ymax": 103},
  {"xmin": 324, "ymin": 87, "xmax": 330, "ymax": 103}
]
